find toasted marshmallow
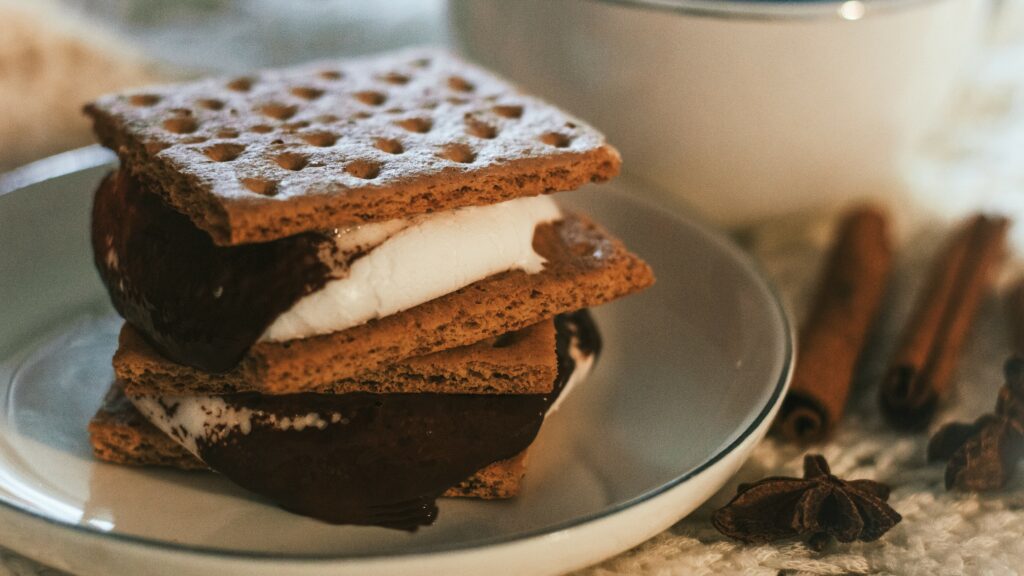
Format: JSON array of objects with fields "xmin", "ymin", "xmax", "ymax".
[{"xmin": 261, "ymin": 195, "xmax": 561, "ymax": 342}]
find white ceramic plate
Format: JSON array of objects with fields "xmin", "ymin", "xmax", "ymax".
[{"xmin": 0, "ymin": 147, "xmax": 792, "ymax": 576}]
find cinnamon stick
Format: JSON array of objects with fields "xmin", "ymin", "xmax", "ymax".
[
  {"xmin": 880, "ymin": 214, "xmax": 1009, "ymax": 430},
  {"xmin": 775, "ymin": 206, "xmax": 892, "ymax": 443}
]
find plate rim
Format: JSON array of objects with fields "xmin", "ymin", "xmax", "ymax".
[{"xmin": 0, "ymin": 146, "xmax": 795, "ymax": 563}]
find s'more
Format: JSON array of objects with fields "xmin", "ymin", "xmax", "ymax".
[{"xmin": 83, "ymin": 48, "xmax": 654, "ymax": 529}]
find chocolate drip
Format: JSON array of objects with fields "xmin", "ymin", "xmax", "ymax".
[
  {"xmin": 565, "ymin": 307, "xmax": 601, "ymax": 359},
  {"xmin": 91, "ymin": 170, "xmax": 332, "ymax": 372},
  {"xmin": 152, "ymin": 311, "xmax": 599, "ymax": 530}
]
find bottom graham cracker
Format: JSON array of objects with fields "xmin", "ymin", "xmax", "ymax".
[{"xmin": 88, "ymin": 382, "xmax": 528, "ymax": 500}]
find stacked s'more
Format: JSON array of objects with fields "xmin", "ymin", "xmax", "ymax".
[{"xmin": 83, "ymin": 49, "xmax": 654, "ymax": 529}]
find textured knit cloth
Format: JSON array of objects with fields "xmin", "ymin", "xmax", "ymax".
[{"xmin": 3, "ymin": 13, "xmax": 1024, "ymax": 576}]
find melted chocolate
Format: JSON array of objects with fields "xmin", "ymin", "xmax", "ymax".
[
  {"xmin": 91, "ymin": 170, "xmax": 332, "ymax": 372},
  {"xmin": 148, "ymin": 311, "xmax": 600, "ymax": 530}
]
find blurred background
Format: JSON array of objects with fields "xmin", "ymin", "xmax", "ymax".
[
  {"xmin": 2, "ymin": 0, "xmax": 1023, "ymax": 226},
  {"xmin": 0, "ymin": 0, "xmax": 446, "ymax": 171}
]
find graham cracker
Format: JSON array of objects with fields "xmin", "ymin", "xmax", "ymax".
[
  {"xmin": 115, "ymin": 212, "xmax": 653, "ymax": 395},
  {"xmin": 119, "ymin": 320, "xmax": 558, "ymax": 396},
  {"xmin": 89, "ymin": 382, "xmax": 204, "ymax": 471},
  {"xmin": 84, "ymin": 48, "xmax": 620, "ymax": 245},
  {"xmin": 89, "ymin": 382, "xmax": 527, "ymax": 499}
]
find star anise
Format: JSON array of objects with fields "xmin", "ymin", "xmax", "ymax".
[
  {"xmin": 712, "ymin": 454, "xmax": 901, "ymax": 551},
  {"xmin": 928, "ymin": 356, "xmax": 1024, "ymax": 491}
]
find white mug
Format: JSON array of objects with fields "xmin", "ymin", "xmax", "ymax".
[{"xmin": 450, "ymin": 0, "xmax": 990, "ymax": 225}]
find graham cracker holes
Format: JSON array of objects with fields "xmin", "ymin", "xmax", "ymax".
[
  {"xmin": 259, "ymin": 102, "xmax": 298, "ymax": 120},
  {"xmin": 227, "ymin": 77, "xmax": 254, "ymax": 92},
  {"xmin": 492, "ymin": 105, "xmax": 523, "ymax": 119},
  {"xmin": 197, "ymin": 98, "xmax": 225, "ymax": 110},
  {"xmin": 464, "ymin": 116, "xmax": 497, "ymax": 139},
  {"xmin": 301, "ymin": 132, "xmax": 337, "ymax": 147},
  {"xmin": 204, "ymin": 143, "xmax": 246, "ymax": 162},
  {"xmin": 374, "ymin": 138, "xmax": 404, "ymax": 154},
  {"xmin": 281, "ymin": 120, "xmax": 311, "ymax": 131},
  {"xmin": 345, "ymin": 159, "xmax": 381, "ymax": 179},
  {"xmin": 396, "ymin": 117, "xmax": 432, "ymax": 133},
  {"xmin": 129, "ymin": 94, "xmax": 160, "ymax": 107},
  {"xmin": 540, "ymin": 132, "xmax": 572, "ymax": 148},
  {"xmin": 379, "ymin": 72, "xmax": 410, "ymax": 85},
  {"xmin": 241, "ymin": 177, "xmax": 278, "ymax": 196},
  {"xmin": 354, "ymin": 91, "xmax": 387, "ymax": 106},
  {"xmin": 437, "ymin": 143, "xmax": 476, "ymax": 164},
  {"xmin": 273, "ymin": 152, "xmax": 309, "ymax": 171},
  {"xmin": 162, "ymin": 117, "xmax": 198, "ymax": 134},
  {"xmin": 291, "ymin": 86, "xmax": 324, "ymax": 100},
  {"xmin": 101, "ymin": 52, "xmax": 608, "ymax": 213},
  {"xmin": 447, "ymin": 76, "xmax": 475, "ymax": 92}
]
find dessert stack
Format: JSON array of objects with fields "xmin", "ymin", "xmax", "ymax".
[{"xmin": 83, "ymin": 49, "xmax": 654, "ymax": 529}]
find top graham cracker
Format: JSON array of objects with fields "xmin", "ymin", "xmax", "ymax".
[{"xmin": 84, "ymin": 48, "xmax": 621, "ymax": 245}]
